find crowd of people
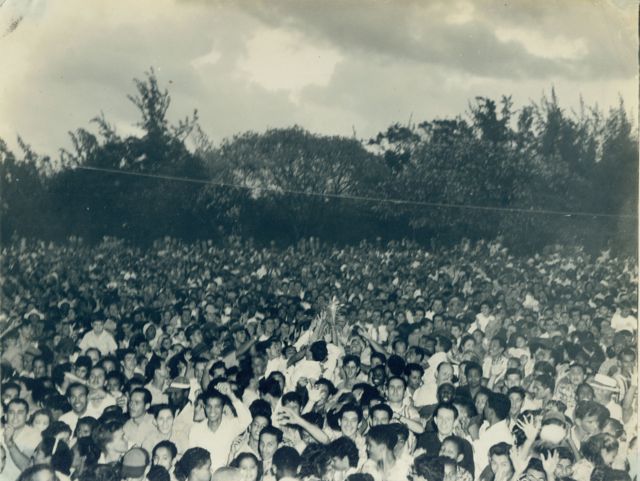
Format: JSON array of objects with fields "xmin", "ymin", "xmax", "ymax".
[{"xmin": 0, "ymin": 235, "xmax": 637, "ymax": 481}]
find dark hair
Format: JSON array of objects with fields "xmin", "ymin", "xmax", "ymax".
[
  {"xmin": 489, "ymin": 442, "xmax": 512, "ymax": 458},
  {"xmin": 370, "ymin": 403, "xmax": 393, "ymax": 421},
  {"xmin": 507, "ymin": 386, "xmax": 526, "ymax": 400},
  {"xmin": 153, "ymin": 440, "xmax": 178, "ymax": 460},
  {"xmin": 315, "ymin": 378, "xmax": 337, "ymax": 396},
  {"xmin": 259, "ymin": 377, "xmax": 283, "ymax": 399},
  {"xmin": 464, "ymin": 361, "xmax": 482, "ymax": 378},
  {"xmin": 412, "ymin": 454, "xmax": 445, "ymax": 481},
  {"xmin": 370, "ymin": 352, "xmax": 387, "ymax": 365},
  {"xmin": 174, "ymin": 447, "xmax": 211, "ymax": 481},
  {"xmin": 249, "ymin": 399, "xmax": 273, "ymax": 420},
  {"xmin": 343, "ymin": 354, "xmax": 361, "ymax": 368},
  {"xmin": 433, "ymin": 402, "xmax": 458, "ymax": 420},
  {"xmin": 260, "ymin": 425, "xmax": 284, "ymax": 443},
  {"xmin": 486, "ymin": 392, "xmax": 511, "ymax": 421},
  {"xmin": 310, "ymin": 341, "xmax": 328, "ymax": 362},
  {"xmin": 230, "ymin": 452, "xmax": 263, "ymax": 480},
  {"xmin": 66, "ymin": 382, "xmax": 89, "ymax": 398},
  {"xmin": 339, "ymin": 403, "xmax": 363, "ymax": 423},
  {"xmin": 581, "ymin": 434, "xmax": 619, "ymax": 466},
  {"xmin": 131, "ymin": 387, "xmax": 152, "ymax": 405},
  {"xmin": 328, "ymin": 436, "xmax": 359, "ymax": 468},
  {"xmin": 574, "ymin": 401, "xmax": 609, "ymax": 428},
  {"xmin": 282, "ymin": 391, "xmax": 303, "ymax": 407},
  {"xmin": 534, "ymin": 374, "xmax": 555, "ymax": 393},
  {"xmin": 405, "ymin": 363, "xmax": 424, "ymax": 377},
  {"xmin": 300, "ymin": 443, "xmax": 332, "ymax": 479},
  {"xmin": 387, "ymin": 355, "xmax": 406, "ymax": 377},
  {"xmin": 367, "ymin": 425, "xmax": 397, "ymax": 451},
  {"xmin": 273, "ymin": 446, "xmax": 301, "ymax": 476},
  {"xmin": 17, "ymin": 464, "xmax": 57, "ymax": 481}
]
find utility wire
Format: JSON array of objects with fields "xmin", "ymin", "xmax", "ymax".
[{"xmin": 74, "ymin": 165, "xmax": 638, "ymax": 221}]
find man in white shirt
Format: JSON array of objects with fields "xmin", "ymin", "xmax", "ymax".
[
  {"xmin": 473, "ymin": 392, "xmax": 513, "ymax": 479},
  {"xmin": 123, "ymin": 387, "xmax": 156, "ymax": 447},
  {"xmin": 2, "ymin": 398, "xmax": 41, "ymax": 478},
  {"xmin": 78, "ymin": 318, "xmax": 117, "ymax": 356},
  {"xmin": 59, "ymin": 383, "xmax": 89, "ymax": 433},
  {"xmin": 189, "ymin": 383, "xmax": 251, "ymax": 472}
]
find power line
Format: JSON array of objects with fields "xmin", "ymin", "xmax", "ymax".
[{"xmin": 74, "ymin": 165, "xmax": 637, "ymax": 221}]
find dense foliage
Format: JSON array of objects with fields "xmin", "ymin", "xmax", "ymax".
[{"xmin": 1, "ymin": 72, "xmax": 636, "ymax": 253}]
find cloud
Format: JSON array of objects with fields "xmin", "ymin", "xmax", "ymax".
[{"xmin": 0, "ymin": 0, "xmax": 636, "ymax": 157}]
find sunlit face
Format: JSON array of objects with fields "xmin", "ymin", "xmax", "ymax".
[
  {"xmin": 155, "ymin": 408, "xmax": 174, "ymax": 435},
  {"xmin": 490, "ymin": 455, "xmax": 512, "ymax": 478},
  {"xmin": 475, "ymin": 393, "xmax": 489, "ymax": 417},
  {"xmin": 408, "ymin": 370, "xmax": 423, "ymax": 390},
  {"xmin": 437, "ymin": 364, "xmax": 454, "ymax": 385},
  {"xmin": 7, "ymin": 402, "xmax": 28, "ymax": 429},
  {"xmin": 259, "ymin": 432, "xmax": 279, "ymax": 461},
  {"xmin": 344, "ymin": 361, "xmax": 359, "ymax": 379},
  {"xmin": 238, "ymin": 456, "xmax": 259, "ymax": 481},
  {"xmin": 568, "ymin": 366, "xmax": 585, "ymax": 385},
  {"xmin": 340, "ymin": 411, "xmax": 360, "ymax": 438},
  {"xmin": 205, "ymin": 397, "xmax": 224, "ymax": 423},
  {"xmin": 467, "ymin": 369, "xmax": 481, "ymax": 388},
  {"xmin": 555, "ymin": 458, "xmax": 573, "ymax": 478},
  {"xmin": 33, "ymin": 359, "xmax": 47, "ymax": 379},
  {"xmin": 109, "ymin": 428, "xmax": 129, "ymax": 454},
  {"xmin": 579, "ymin": 415, "xmax": 601, "ymax": 436},
  {"xmin": 92, "ymin": 321, "xmax": 104, "ymax": 335},
  {"xmin": 434, "ymin": 407, "xmax": 456, "ymax": 436},
  {"xmin": 387, "ymin": 378, "xmax": 406, "ymax": 403}
]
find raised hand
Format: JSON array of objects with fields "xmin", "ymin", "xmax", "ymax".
[
  {"xmin": 515, "ymin": 414, "xmax": 541, "ymax": 441},
  {"xmin": 541, "ymin": 449, "xmax": 560, "ymax": 478}
]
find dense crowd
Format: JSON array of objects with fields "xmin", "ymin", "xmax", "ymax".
[{"xmin": 0, "ymin": 236, "xmax": 637, "ymax": 481}]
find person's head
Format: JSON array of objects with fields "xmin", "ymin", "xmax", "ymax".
[
  {"xmin": 32, "ymin": 356, "xmax": 48, "ymax": 379},
  {"xmin": 366, "ymin": 425, "xmax": 397, "ymax": 462},
  {"xmin": 273, "ymin": 446, "xmax": 300, "ymax": 480},
  {"xmin": 551, "ymin": 447, "xmax": 575, "ymax": 479},
  {"xmin": 436, "ymin": 363, "xmax": 454, "ymax": 385},
  {"xmin": 439, "ymin": 435, "xmax": 466, "ymax": 465},
  {"xmin": 174, "ymin": 447, "xmax": 211, "ymax": 481},
  {"xmin": 230, "ymin": 453, "xmax": 262, "ymax": 481},
  {"xmin": 405, "ymin": 364, "xmax": 424, "ymax": 390},
  {"xmin": 464, "ymin": 362, "xmax": 482, "ymax": 388},
  {"xmin": 88, "ymin": 366, "xmax": 107, "ymax": 392},
  {"xmin": 328, "ymin": 437, "xmax": 359, "ymax": 471},
  {"xmin": 530, "ymin": 374, "xmax": 554, "ymax": 401},
  {"xmin": 489, "ymin": 337, "xmax": 506, "ymax": 357},
  {"xmin": 369, "ymin": 365, "xmax": 386, "ymax": 387},
  {"xmin": 75, "ymin": 416, "xmax": 98, "ymax": 438},
  {"xmin": 576, "ymin": 382, "xmax": 595, "ymax": 402},
  {"xmin": 386, "ymin": 376, "xmax": 407, "ymax": 404},
  {"xmin": 343, "ymin": 355, "xmax": 361, "ymax": 379},
  {"xmin": 504, "ymin": 368, "xmax": 522, "ymax": 389},
  {"xmin": 91, "ymin": 319, "xmax": 105, "ymax": 335},
  {"xmin": 489, "ymin": 442, "xmax": 514, "ymax": 478},
  {"xmin": 521, "ymin": 458, "xmax": 546, "ymax": 481},
  {"xmin": 369, "ymin": 403, "xmax": 393, "ymax": 427},
  {"xmin": 154, "ymin": 404, "xmax": 175, "ymax": 435},
  {"xmin": 92, "ymin": 419, "xmax": 128, "ymax": 457},
  {"xmin": 568, "ymin": 364, "xmax": 586, "ymax": 385},
  {"xmin": 203, "ymin": 389, "xmax": 227, "ymax": 424},
  {"xmin": 437, "ymin": 383, "xmax": 455, "ymax": 404},
  {"xmin": 30, "ymin": 409, "xmax": 52, "ymax": 433},
  {"xmin": 484, "ymin": 393, "xmax": 510, "ymax": 423},
  {"xmin": 152, "ymin": 441, "xmax": 178, "ymax": 472},
  {"xmin": 433, "ymin": 403, "xmax": 458, "ymax": 437},
  {"xmin": 17, "ymin": 464, "xmax": 57, "ymax": 481},
  {"xmin": 259, "ymin": 426, "xmax": 283, "ymax": 462},
  {"xmin": 249, "ymin": 412, "xmax": 271, "ymax": 442},
  {"xmin": 338, "ymin": 403, "xmax": 363, "ymax": 438},
  {"xmin": 581, "ymin": 433, "xmax": 619, "ymax": 467},
  {"xmin": 574, "ymin": 401, "xmax": 609, "ymax": 437},
  {"xmin": 128, "ymin": 388, "xmax": 152, "ymax": 420},
  {"xmin": 7, "ymin": 398, "xmax": 29, "ymax": 429},
  {"xmin": 507, "ymin": 387, "xmax": 526, "ymax": 418},
  {"xmin": 121, "ymin": 447, "xmax": 150, "ymax": 481},
  {"xmin": 473, "ymin": 388, "xmax": 491, "ymax": 418},
  {"xmin": 412, "ymin": 454, "xmax": 445, "ymax": 481},
  {"xmin": 167, "ymin": 382, "xmax": 190, "ymax": 408}
]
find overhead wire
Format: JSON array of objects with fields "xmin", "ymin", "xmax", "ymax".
[{"xmin": 73, "ymin": 165, "xmax": 637, "ymax": 222}]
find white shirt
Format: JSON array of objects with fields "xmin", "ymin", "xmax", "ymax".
[
  {"xmin": 473, "ymin": 420, "xmax": 513, "ymax": 479},
  {"xmin": 188, "ymin": 398, "xmax": 251, "ymax": 472},
  {"xmin": 78, "ymin": 330, "xmax": 117, "ymax": 355},
  {"xmin": 610, "ymin": 312, "xmax": 637, "ymax": 332}
]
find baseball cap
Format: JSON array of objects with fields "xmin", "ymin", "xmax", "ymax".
[{"xmin": 121, "ymin": 447, "xmax": 149, "ymax": 478}]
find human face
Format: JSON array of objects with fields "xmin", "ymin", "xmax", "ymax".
[
  {"xmin": 108, "ymin": 428, "xmax": 129, "ymax": 454},
  {"xmin": 555, "ymin": 458, "xmax": 573, "ymax": 478},
  {"xmin": 439, "ymin": 440, "xmax": 460, "ymax": 462},
  {"xmin": 490, "ymin": 455, "xmax": 512, "ymax": 479},
  {"xmin": 190, "ymin": 459, "xmax": 212, "ymax": 481},
  {"xmin": 251, "ymin": 357, "xmax": 266, "ymax": 377},
  {"xmin": 250, "ymin": 416, "xmax": 270, "ymax": 441},
  {"xmin": 88, "ymin": 368, "xmax": 106, "ymax": 391},
  {"xmin": 128, "ymin": 392, "xmax": 148, "ymax": 419},
  {"xmin": 340, "ymin": 411, "xmax": 360, "ymax": 437},
  {"xmin": 568, "ymin": 366, "xmax": 585, "ymax": 385},
  {"xmin": 238, "ymin": 456, "xmax": 259, "ymax": 481},
  {"xmin": 467, "ymin": 369, "xmax": 481, "ymax": 388},
  {"xmin": 434, "ymin": 407, "xmax": 456, "ymax": 436},
  {"xmin": 123, "ymin": 353, "xmax": 137, "ymax": 371},
  {"xmin": 259, "ymin": 433, "xmax": 279, "ymax": 461},
  {"xmin": 69, "ymin": 386, "xmax": 88, "ymax": 415},
  {"xmin": 76, "ymin": 422, "xmax": 92, "ymax": 438},
  {"xmin": 153, "ymin": 446, "xmax": 174, "ymax": 471},
  {"xmin": 579, "ymin": 415, "xmax": 601, "ymax": 436},
  {"xmin": 33, "ymin": 359, "xmax": 47, "ymax": 378},
  {"xmin": 489, "ymin": 339, "xmax": 503, "ymax": 357},
  {"xmin": 7, "ymin": 402, "xmax": 28, "ymax": 429},
  {"xmin": 32, "ymin": 413, "xmax": 50, "ymax": 433},
  {"xmin": 92, "ymin": 321, "xmax": 104, "ymax": 335},
  {"xmin": 371, "ymin": 367, "xmax": 385, "ymax": 387},
  {"xmin": 344, "ymin": 361, "xmax": 359, "ymax": 380},
  {"xmin": 508, "ymin": 393, "xmax": 524, "ymax": 418},
  {"xmin": 505, "ymin": 373, "xmax": 521, "ymax": 389},
  {"xmin": 205, "ymin": 397, "xmax": 224, "ymax": 423},
  {"xmin": 371, "ymin": 409, "xmax": 390, "ymax": 426},
  {"xmin": 387, "ymin": 379, "xmax": 406, "ymax": 403},
  {"xmin": 475, "ymin": 393, "xmax": 488, "ymax": 417},
  {"xmin": 366, "ymin": 438, "xmax": 386, "ymax": 462},
  {"xmin": 156, "ymin": 408, "xmax": 174, "ymax": 435},
  {"xmin": 408, "ymin": 370, "xmax": 423, "ymax": 390},
  {"xmin": 437, "ymin": 364, "xmax": 454, "ymax": 385},
  {"xmin": 106, "ymin": 376, "xmax": 122, "ymax": 395}
]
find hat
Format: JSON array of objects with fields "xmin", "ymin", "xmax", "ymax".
[
  {"xmin": 146, "ymin": 465, "xmax": 170, "ymax": 481},
  {"xmin": 166, "ymin": 376, "xmax": 191, "ymax": 392},
  {"xmin": 588, "ymin": 374, "xmax": 619, "ymax": 392},
  {"xmin": 121, "ymin": 447, "xmax": 149, "ymax": 478}
]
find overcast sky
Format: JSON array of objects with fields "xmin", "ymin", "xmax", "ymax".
[{"xmin": 0, "ymin": 0, "xmax": 637, "ymax": 156}]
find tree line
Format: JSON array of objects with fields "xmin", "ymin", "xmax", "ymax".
[{"xmin": 1, "ymin": 71, "xmax": 637, "ymax": 253}]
